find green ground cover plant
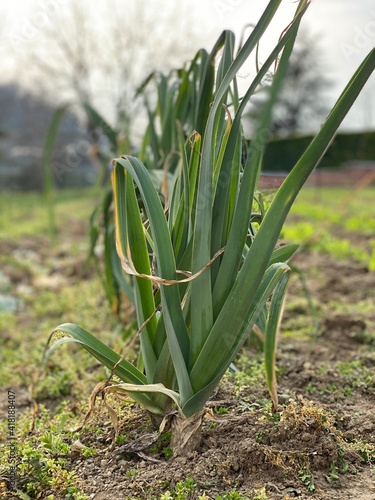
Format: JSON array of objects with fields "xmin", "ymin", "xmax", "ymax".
[{"xmin": 45, "ymin": 0, "xmax": 375, "ymax": 455}]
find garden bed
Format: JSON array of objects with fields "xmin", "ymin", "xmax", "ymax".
[{"xmin": 0, "ymin": 187, "xmax": 374, "ymax": 500}]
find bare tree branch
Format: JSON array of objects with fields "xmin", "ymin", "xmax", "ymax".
[
  {"xmin": 25, "ymin": 0, "xmax": 208, "ymax": 137},
  {"xmin": 248, "ymin": 29, "xmax": 331, "ymax": 137}
]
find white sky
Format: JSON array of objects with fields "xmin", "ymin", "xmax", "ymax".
[{"xmin": 1, "ymin": 0, "xmax": 374, "ymax": 131}]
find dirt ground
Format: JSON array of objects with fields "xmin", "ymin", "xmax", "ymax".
[
  {"xmin": 1, "ymin": 208, "xmax": 374, "ymax": 500},
  {"xmin": 65, "ymin": 253, "xmax": 375, "ymax": 500}
]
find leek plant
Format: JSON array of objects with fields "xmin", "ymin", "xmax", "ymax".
[
  {"xmin": 88, "ymin": 38, "xmax": 224, "ymax": 314},
  {"xmin": 46, "ymin": 0, "xmax": 374, "ymax": 455}
]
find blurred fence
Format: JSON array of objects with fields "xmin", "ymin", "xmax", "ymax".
[
  {"xmin": 261, "ymin": 131, "xmax": 375, "ymax": 172},
  {"xmin": 259, "ymin": 161, "xmax": 375, "ymax": 189}
]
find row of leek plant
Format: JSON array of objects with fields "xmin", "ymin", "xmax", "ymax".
[
  {"xmin": 87, "ymin": 33, "xmax": 232, "ymax": 315},
  {"xmin": 46, "ymin": 0, "xmax": 374, "ymax": 453},
  {"xmin": 43, "ymin": 39, "xmax": 222, "ymax": 308}
]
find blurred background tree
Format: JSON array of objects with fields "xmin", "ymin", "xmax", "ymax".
[
  {"xmin": 0, "ymin": 0, "xmax": 210, "ymax": 190},
  {"xmin": 24, "ymin": 1, "xmax": 208, "ymax": 138},
  {"xmin": 247, "ymin": 30, "xmax": 330, "ymax": 137}
]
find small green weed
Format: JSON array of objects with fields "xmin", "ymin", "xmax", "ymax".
[
  {"xmin": 298, "ymin": 468, "xmax": 315, "ymax": 492},
  {"xmin": 231, "ymin": 357, "xmax": 265, "ymax": 397},
  {"xmin": 255, "ymin": 431, "xmax": 266, "ymax": 444},
  {"xmin": 337, "ymin": 360, "xmax": 374, "ymax": 391},
  {"xmin": 158, "ymin": 481, "xmax": 266, "ymax": 500},
  {"xmin": 160, "ymin": 477, "xmax": 196, "ymax": 500},
  {"xmin": 350, "ymin": 441, "xmax": 375, "ymax": 465},
  {"xmin": 214, "ymin": 488, "xmax": 267, "ymax": 500},
  {"xmin": 115, "ymin": 433, "xmax": 129, "ymax": 444},
  {"xmin": 214, "ymin": 406, "xmax": 229, "ymax": 415},
  {"xmin": 125, "ymin": 468, "xmax": 139, "ymax": 479},
  {"xmin": 150, "ymin": 431, "xmax": 173, "ymax": 459},
  {"xmin": 305, "ymin": 384, "xmax": 318, "ymax": 394},
  {"xmin": 40, "ymin": 430, "xmax": 70, "ymax": 455},
  {"xmin": 324, "ymin": 447, "xmax": 348, "ymax": 483},
  {"xmin": 81, "ymin": 447, "xmax": 98, "ymax": 458},
  {"xmin": 324, "ymin": 462, "xmax": 340, "ymax": 483}
]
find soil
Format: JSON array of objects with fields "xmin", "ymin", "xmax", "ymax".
[{"xmin": 1, "ymin": 212, "xmax": 375, "ymax": 500}]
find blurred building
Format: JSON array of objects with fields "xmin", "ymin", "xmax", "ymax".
[{"xmin": 0, "ymin": 84, "xmax": 96, "ymax": 191}]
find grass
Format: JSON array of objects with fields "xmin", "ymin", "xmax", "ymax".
[
  {"xmin": 0, "ymin": 188, "xmax": 98, "ymax": 240},
  {"xmin": 290, "ymin": 186, "xmax": 375, "ymax": 223},
  {"xmin": 299, "ymin": 349, "xmax": 374, "ymax": 399},
  {"xmin": 0, "ymin": 187, "xmax": 136, "ymax": 498},
  {"xmin": 283, "ymin": 187, "xmax": 375, "ymax": 269},
  {"xmin": 0, "ymin": 403, "xmax": 89, "ymax": 499},
  {"xmin": 0, "ymin": 272, "xmax": 121, "ymax": 390}
]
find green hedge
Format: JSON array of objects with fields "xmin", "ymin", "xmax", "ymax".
[{"xmin": 259, "ymin": 131, "xmax": 375, "ymax": 172}]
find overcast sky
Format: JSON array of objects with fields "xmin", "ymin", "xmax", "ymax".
[{"xmin": 1, "ymin": 0, "xmax": 374, "ymax": 131}]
